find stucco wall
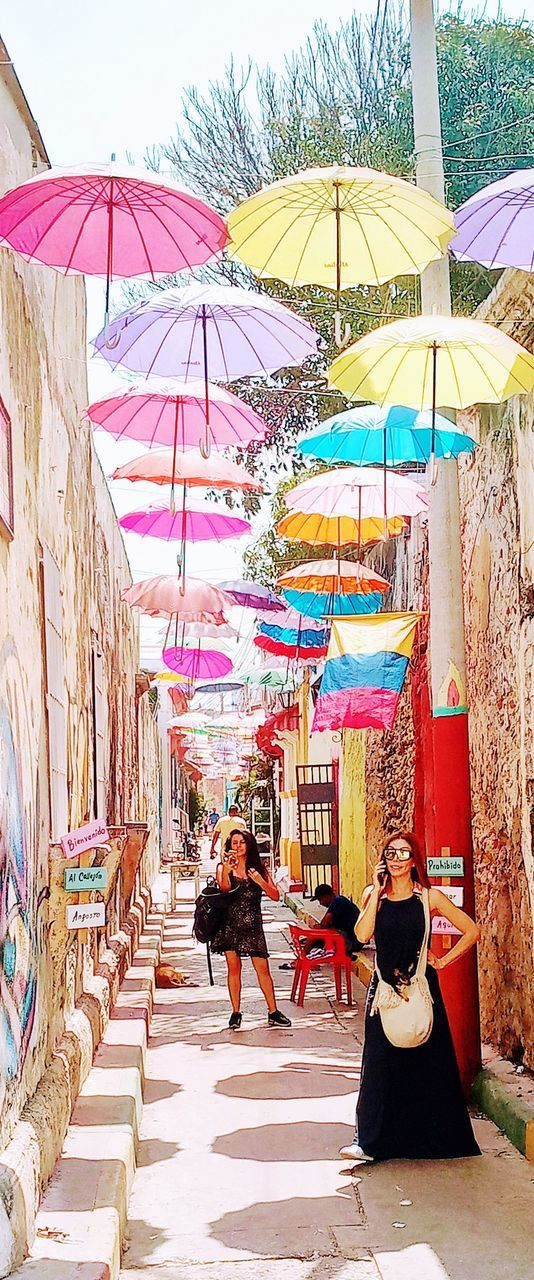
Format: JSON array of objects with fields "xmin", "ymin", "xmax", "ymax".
[
  {"xmin": 457, "ymin": 270, "xmax": 534, "ymax": 1064},
  {"xmin": 0, "ymin": 76, "xmax": 160, "ymax": 1149}
]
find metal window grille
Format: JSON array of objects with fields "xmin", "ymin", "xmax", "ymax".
[{"xmin": 296, "ymin": 763, "xmax": 339, "ymax": 896}]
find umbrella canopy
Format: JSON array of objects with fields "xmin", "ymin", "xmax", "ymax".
[
  {"xmin": 119, "ymin": 503, "xmax": 251, "ymax": 542},
  {"xmin": 277, "ymin": 510, "xmax": 407, "ymax": 546},
  {"xmin": 227, "ymin": 165, "xmax": 455, "ymax": 289},
  {"xmin": 163, "ymin": 648, "xmax": 233, "ymax": 680},
  {"xmin": 121, "ymin": 575, "xmax": 232, "ymax": 621},
  {"xmin": 157, "ymin": 619, "xmax": 237, "ymax": 640},
  {"xmin": 87, "ymin": 379, "xmax": 267, "ymax": 451},
  {"xmin": 0, "ymin": 164, "xmax": 227, "ymax": 322},
  {"xmin": 451, "ymin": 168, "xmax": 534, "ymax": 272},
  {"xmin": 111, "ymin": 446, "xmax": 261, "ymax": 491},
  {"xmin": 328, "ymin": 316, "xmax": 534, "ymax": 410},
  {"xmin": 297, "ymin": 405, "xmax": 477, "ymax": 466},
  {"xmin": 240, "ymin": 668, "xmax": 298, "ymax": 688},
  {"xmin": 285, "ymin": 467, "xmax": 427, "ymax": 519},
  {"xmin": 220, "ymin": 579, "xmax": 285, "ymax": 611},
  {"xmin": 258, "ymin": 619, "xmax": 330, "ymax": 647},
  {"xmin": 195, "ymin": 681, "xmax": 244, "ymax": 694},
  {"xmin": 277, "ymin": 558, "xmax": 390, "ymax": 596},
  {"xmin": 281, "ymin": 589, "xmax": 384, "ymax": 618},
  {"xmin": 254, "ymin": 633, "xmax": 328, "ymax": 660},
  {"xmin": 92, "ymin": 282, "xmax": 319, "ymax": 380}
]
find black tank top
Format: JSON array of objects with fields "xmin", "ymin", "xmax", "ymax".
[{"xmin": 375, "ymin": 894, "xmax": 425, "ymax": 990}]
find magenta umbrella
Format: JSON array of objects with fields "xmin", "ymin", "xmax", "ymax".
[
  {"xmin": 119, "ymin": 503, "xmax": 251, "ymax": 542},
  {"xmin": 0, "ymin": 164, "xmax": 227, "ymax": 325},
  {"xmin": 163, "ymin": 647, "xmax": 233, "ymax": 680}
]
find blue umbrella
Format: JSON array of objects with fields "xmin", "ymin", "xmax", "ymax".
[
  {"xmin": 281, "ymin": 588, "xmax": 383, "ymax": 618},
  {"xmin": 297, "ymin": 404, "xmax": 477, "ymax": 467}
]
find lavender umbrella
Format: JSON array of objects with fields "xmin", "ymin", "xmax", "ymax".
[
  {"xmin": 220, "ymin": 579, "xmax": 285, "ymax": 611},
  {"xmin": 451, "ymin": 168, "xmax": 534, "ymax": 271},
  {"xmin": 92, "ymin": 283, "xmax": 320, "ymax": 454}
]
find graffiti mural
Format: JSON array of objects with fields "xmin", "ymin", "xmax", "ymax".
[{"xmin": 0, "ymin": 701, "xmax": 38, "ymax": 1115}]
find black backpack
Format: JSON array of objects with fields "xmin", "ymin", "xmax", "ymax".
[{"xmin": 193, "ymin": 880, "xmax": 241, "ymax": 984}]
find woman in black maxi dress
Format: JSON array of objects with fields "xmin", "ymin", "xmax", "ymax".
[{"xmin": 343, "ymin": 831, "xmax": 481, "ymax": 1162}]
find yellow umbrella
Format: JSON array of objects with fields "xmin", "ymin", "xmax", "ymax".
[
  {"xmin": 277, "ymin": 510, "xmax": 407, "ymax": 547},
  {"xmin": 227, "ymin": 166, "xmax": 455, "ymax": 342},
  {"xmin": 328, "ymin": 315, "xmax": 534, "ymax": 410}
]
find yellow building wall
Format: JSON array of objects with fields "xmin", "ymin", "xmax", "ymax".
[{"xmin": 338, "ymin": 728, "xmax": 367, "ymax": 904}]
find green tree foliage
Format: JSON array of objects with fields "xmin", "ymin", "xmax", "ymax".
[{"xmin": 149, "ymin": 5, "xmax": 534, "ymax": 574}]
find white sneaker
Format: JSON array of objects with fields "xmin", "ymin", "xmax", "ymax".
[{"xmin": 339, "ymin": 1142, "xmax": 374, "ymax": 1163}]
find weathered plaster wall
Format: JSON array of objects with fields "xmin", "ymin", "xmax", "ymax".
[
  {"xmin": 457, "ymin": 270, "xmax": 534, "ymax": 1065},
  {"xmin": 0, "ymin": 76, "xmax": 160, "ymax": 1150}
]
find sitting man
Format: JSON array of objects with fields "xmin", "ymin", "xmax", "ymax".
[{"xmin": 311, "ymin": 883, "xmax": 363, "ymax": 957}]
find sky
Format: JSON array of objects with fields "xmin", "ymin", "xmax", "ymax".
[{"xmin": 1, "ymin": 0, "xmax": 529, "ymax": 665}]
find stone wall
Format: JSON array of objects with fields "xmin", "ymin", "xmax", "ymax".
[{"xmin": 0, "ymin": 68, "xmax": 160, "ymax": 1152}]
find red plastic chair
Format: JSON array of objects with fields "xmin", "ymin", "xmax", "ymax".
[{"xmin": 289, "ymin": 924, "xmax": 353, "ymax": 1007}]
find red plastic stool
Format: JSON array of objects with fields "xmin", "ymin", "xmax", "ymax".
[{"xmin": 289, "ymin": 924, "xmax": 353, "ymax": 1006}]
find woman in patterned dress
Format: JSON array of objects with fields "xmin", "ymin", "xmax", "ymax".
[{"xmin": 212, "ymin": 829, "xmax": 292, "ymax": 1031}]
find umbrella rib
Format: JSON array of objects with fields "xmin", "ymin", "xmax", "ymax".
[
  {"xmin": 30, "ymin": 179, "xmax": 107, "ymax": 271},
  {"xmin": 121, "ymin": 181, "xmax": 222, "ymax": 271}
]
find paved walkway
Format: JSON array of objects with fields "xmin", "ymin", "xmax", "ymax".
[{"xmin": 120, "ymin": 891, "xmax": 534, "ymax": 1280}]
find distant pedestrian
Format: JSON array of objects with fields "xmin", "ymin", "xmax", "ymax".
[
  {"xmin": 210, "ymin": 804, "xmax": 246, "ymax": 860},
  {"xmin": 311, "ymin": 883, "xmax": 364, "ymax": 956},
  {"xmin": 206, "ymin": 806, "xmax": 219, "ymax": 834},
  {"xmin": 212, "ymin": 829, "xmax": 292, "ymax": 1031},
  {"xmin": 339, "ymin": 831, "xmax": 481, "ymax": 1164}
]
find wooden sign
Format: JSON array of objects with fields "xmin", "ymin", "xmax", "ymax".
[
  {"xmin": 61, "ymin": 818, "xmax": 109, "ymax": 860},
  {"xmin": 439, "ymin": 885, "xmax": 464, "ymax": 907},
  {"xmin": 431, "ymin": 914, "xmax": 461, "ymax": 936},
  {"xmin": 427, "ymin": 856, "xmax": 464, "ymax": 877},
  {"xmin": 67, "ymin": 902, "xmax": 106, "ymax": 930},
  {"xmin": 64, "ymin": 866, "xmax": 108, "ymax": 892}
]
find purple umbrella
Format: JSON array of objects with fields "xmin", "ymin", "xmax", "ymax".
[
  {"xmin": 220, "ymin": 579, "xmax": 285, "ymax": 611},
  {"xmin": 92, "ymin": 283, "xmax": 320, "ymax": 455},
  {"xmin": 451, "ymin": 168, "xmax": 534, "ymax": 271}
]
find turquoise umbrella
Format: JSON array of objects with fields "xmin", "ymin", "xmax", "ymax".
[
  {"xmin": 281, "ymin": 588, "xmax": 383, "ymax": 618},
  {"xmin": 297, "ymin": 404, "xmax": 477, "ymax": 467}
]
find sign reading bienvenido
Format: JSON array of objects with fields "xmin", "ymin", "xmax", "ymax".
[
  {"xmin": 60, "ymin": 818, "xmax": 110, "ymax": 860},
  {"xmin": 64, "ymin": 866, "xmax": 108, "ymax": 892}
]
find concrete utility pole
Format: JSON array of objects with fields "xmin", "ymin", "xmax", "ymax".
[{"xmin": 410, "ymin": 0, "xmax": 482, "ymax": 1088}]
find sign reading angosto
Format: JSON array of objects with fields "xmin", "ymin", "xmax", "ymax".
[
  {"xmin": 60, "ymin": 818, "xmax": 109, "ymax": 860},
  {"xmin": 67, "ymin": 902, "xmax": 106, "ymax": 930}
]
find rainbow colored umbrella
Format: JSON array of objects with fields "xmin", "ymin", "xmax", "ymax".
[
  {"xmin": 0, "ymin": 163, "xmax": 227, "ymax": 326},
  {"xmin": 254, "ymin": 632, "xmax": 328, "ymax": 661},
  {"xmin": 277, "ymin": 557, "xmax": 390, "ymax": 618},
  {"xmin": 297, "ymin": 405, "xmax": 477, "ymax": 467}
]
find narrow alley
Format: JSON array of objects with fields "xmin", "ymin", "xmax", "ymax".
[{"xmin": 21, "ymin": 854, "xmax": 532, "ymax": 1280}]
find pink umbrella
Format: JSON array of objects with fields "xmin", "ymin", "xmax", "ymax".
[
  {"xmin": 87, "ymin": 379, "xmax": 267, "ymax": 454},
  {"xmin": 111, "ymin": 446, "xmax": 262, "ymax": 492},
  {"xmin": 121, "ymin": 575, "xmax": 232, "ymax": 620},
  {"xmin": 163, "ymin": 647, "xmax": 233, "ymax": 680},
  {"xmin": 0, "ymin": 164, "xmax": 227, "ymax": 325},
  {"xmin": 119, "ymin": 503, "xmax": 251, "ymax": 543}
]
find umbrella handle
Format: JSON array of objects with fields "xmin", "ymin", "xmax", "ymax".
[{"xmin": 334, "ymin": 311, "xmax": 352, "ymax": 349}]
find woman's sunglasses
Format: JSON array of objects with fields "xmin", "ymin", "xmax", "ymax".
[{"xmin": 384, "ymin": 847, "xmax": 413, "ymax": 862}]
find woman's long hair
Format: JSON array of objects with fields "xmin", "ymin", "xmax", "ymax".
[
  {"xmin": 225, "ymin": 828, "xmax": 266, "ymax": 876},
  {"xmin": 381, "ymin": 830, "xmax": 430, "ymax": 890}
]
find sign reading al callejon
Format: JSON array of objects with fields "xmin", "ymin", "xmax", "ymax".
[
  {"xmin": 64, "ymin": 866, "xmax": 108, "ymax": 892},
  {"xmin": 60, "ymin": 818, "xmax": 109, "ymax": 860}
]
